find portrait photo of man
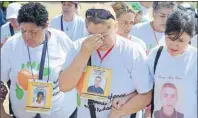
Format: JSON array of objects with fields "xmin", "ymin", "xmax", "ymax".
[
  {"xmin": 87, "ymin": 76, "xmax": 104, "ymax": 94},
  {"xmin": 154, "ymin": 83, "xmax": 184, "ymax": 118}
]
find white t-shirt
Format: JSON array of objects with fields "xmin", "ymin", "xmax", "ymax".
[
  {"xmin": 130, "ymin": 21, "xmax": 165, "ymax": 54},
  {"xmin": 1, "ymin": 22, "xmax": 19, "ymax": 44},
  {"xmin": 49, "ymin": 14, "xmax": 88, "ymax": 41},
  {"xmin": 130, "ymin": 35, "xmax": 147, "ymax": 51},
  {"xmin": 147, "ymin": 45, "xmax": 197, "ymax": 118},
  {"xmin": 63, "ymin": 34, "xmax": 153, "ymax": 118},
  {"xmin": 1, "ymin": 28, "xmax": 77, "ymax": 118},
  {"xmin": 191, "ymin": 35, "xmax": 197, "ymax": 48}
]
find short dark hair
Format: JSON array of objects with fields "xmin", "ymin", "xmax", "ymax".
[
  {"xmin": 165, "ymin": 10, "xmax": 195, "ymax": 40},
  {"xmin": 37, "ymin": 91, "xmax": 44, "ymax": 97},
  {"xmin": 95, "ymin": 76, "xmax": 102, "ymax": 80},
  {"xmin": 17, "ymin": 2, "xmax": 48, "ymax": 27}
]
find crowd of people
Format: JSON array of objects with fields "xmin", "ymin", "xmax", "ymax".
[{"xmin": 0, "ymin": 1, "xmax": 197, "ymax": 118}]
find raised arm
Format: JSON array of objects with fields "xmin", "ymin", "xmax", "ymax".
[{"xmin": 59, "ymin": 34, "xmax": 104, "ymax": 92}]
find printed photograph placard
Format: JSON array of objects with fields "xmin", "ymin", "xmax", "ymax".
[
  {"xmin": 153, "ymin": 75, "xmax": 184, "ymax": 118},
  {"xmin": 79, "ymin": 66, "xmax": 112, "ymax": 102},
  {"xmin": 26, "ymin": 80, "xmax": 53, "ymax": 114}
]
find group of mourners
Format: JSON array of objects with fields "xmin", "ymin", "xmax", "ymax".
[{"xmin": 0, "ymin": 1, "xmax": 197, "ymax": 118}]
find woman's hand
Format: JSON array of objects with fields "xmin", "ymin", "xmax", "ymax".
[{"xmin": 80, "ymin": 34, "xmax": 104, "ymax": 56}]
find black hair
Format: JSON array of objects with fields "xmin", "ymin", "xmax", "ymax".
[
  {"xmin": 17, "ymin": 2, "xmax": 48, "ymax": 27},
  {"xmin": 165, "ymin": 10, "xmax": 195, "ymax": 41},
  {"xmin": 37, "ymin": 91, "xmax": 44, "ymax": 97}
]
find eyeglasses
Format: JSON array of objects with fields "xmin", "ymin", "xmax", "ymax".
[{"xmin": 85, "ymin": 9, "xmax": 115, "ymax": 20}]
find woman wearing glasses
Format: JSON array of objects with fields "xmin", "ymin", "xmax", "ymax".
[
  {"xmin": 1, "ymin": 2, "xmax": 77, "ymax": 118},
  {"xmin": 59, "ymin": 3, "xmax": 152, "ymax": 118},
  {"xmin": 148, "ymin": 10, "xmax": 197, "ymax": 118}
]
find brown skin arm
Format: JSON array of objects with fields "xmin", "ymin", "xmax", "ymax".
[
  {"xmin": 59, "ymin": 34, "xmax": 104, "ymax": 92},
  {"xmin": 59, "ymin": 50, "xmax": 90, "ymax": 92},
  {"xmin": 110, "ymin": 90, "xmax": 152, "ymax": 117},
  {"xmin": 1, "ymin": 102, "xmax": 13, "ymax": 118}
]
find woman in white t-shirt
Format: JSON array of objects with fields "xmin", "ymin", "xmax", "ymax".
[
  {"xmin": 111, "ymin": 2, "xmax": 147, "ymax": 51},
  {"xmin": 130, "ymin": 2, "xmax": 177, "ymax": 55},
  {"xmin": 148, "ymin": 10, "xmax": 197, "ymax": 118},
  {"xmin": 1, "ymin": 3, "xmax": 77, "ymax": 118},
  {"xmin": 49, "ymin": 2, "xmax": 87, "ymax": 41},
  {"xmin": 59, "ymin": 3, "xmax": 153, "ymax": 118}
]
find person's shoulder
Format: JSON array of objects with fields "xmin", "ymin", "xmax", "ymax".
[
  {"xmin": 116, "ymin": 35, "xmax": 142, "ymax": 52},
  {"xmin": 149, "ymin": 45, "xmax": 162, "ymax": 56},
  {"xmin": 49, "ymin": 28, "xmax": 71, "ymax": 41},
  {"xmin": 2, "ymin": 33, "xmax": 23, "ymax": 50},
  {"xmin": 188, "ymin": 45, "xmax": 197, "ymax": 53},
  {"xmin": 130, "ymin": 21, "xmax": 151, "ymax": 36},
  {"xmin": 48, "ymin": 28, "xmax": 73, "ymax": 51},
  {"xmin": 186, "ymin": 45, "xmax": 197, "ymax": 61},
  {"xmin": 75, "ymin": 14, "xmax": 85, "ymax": 21},
  {"xmin": 49, "ymin": 28, "xmax": 66, "ymax": 36},
  {"xmin": 1, "ymin": 22, "xmax": 9, "ymax": 30},
  {"xmin": 51, "ymin": 14, "xmax": 62, "ymax": 22},
  {"xmin": 116, "ymin": 35, "xmax": 146, "ymax": 59},
  {"xmin": 133, "ymin": 21, "xmax": 151, "ymax": 30},
  {"xmin": 131, "ymin": 35, "xmax": 147, "ymax": 50},
  {"xmin": 74, "ymin": 14, "xmax": 86, "ymax": 26}
]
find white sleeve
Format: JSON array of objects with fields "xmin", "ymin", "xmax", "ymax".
[
  {"xmin": 131, "ymin": 46, "xmax": 153, "ymax": 94},
  {"xmin": 1, "ymin": 25, "xmax": 5, "ymax": 43},
  {"xmin": 49, "ymin": 18, "xmax": 59, "ymax": 30},
  {"xmin": 1, "ymin": 39, "xmax": 12, "ymax": 82},
  {"xmin": 61, "ymin": 40, "xmax": 81, "ymax": 71},
  {"xmin": 147, "ymin": 46, "xmax": 161, "ymax": 78}
]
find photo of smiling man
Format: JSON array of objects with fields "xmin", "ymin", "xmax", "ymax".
[{"xmin": 154, "ymin": 83, "xmax": 184, "ymax": 118}]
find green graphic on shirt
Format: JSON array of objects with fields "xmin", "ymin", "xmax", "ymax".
[
  {"xmin": 31, "ymin": 61, "xmax": 36, "ymax": 68},
  {"xmin": 16, "ymin": 83, "xmax": 24, "ymax": 100},
  {"xmin": 20, "ymin": 61, "xmax": 51, "ymax": 76},
  {"xmin": 77, "ymin": 93, "xmax": 81, "ymax": 107}
]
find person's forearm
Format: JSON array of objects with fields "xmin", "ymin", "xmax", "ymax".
[
  {"xmin": 1, "ymin": 103, "xmax": 13, "ymax": 118},
  {"xmin": 59, "ymin": 50, "xmax": 90, "ymax": 92},
  {"xmin": 119, "ymin": 90, "xmax": 152, "ymax": 116},
  {"xmin": 126, "ymin": 91, "xmax": 138, "ymax": 100}
]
